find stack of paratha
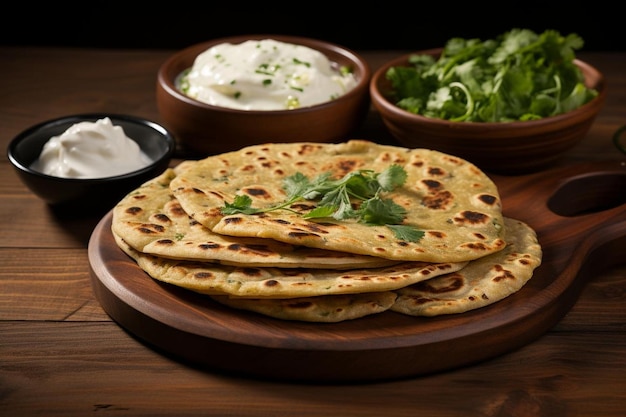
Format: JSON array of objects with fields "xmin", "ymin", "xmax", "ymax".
[{"xmin": 111, "ymin": 140, "xmax": 542, "ymax": 322}]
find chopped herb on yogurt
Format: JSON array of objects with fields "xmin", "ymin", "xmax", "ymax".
[{"xmin": 180, "ymin": 39, "xmax": 357, "ymax": 110}]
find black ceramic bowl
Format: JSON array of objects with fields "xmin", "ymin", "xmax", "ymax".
[{"xmin": 7, "ymin": 113, "xmax": 176, "ymax": 210}]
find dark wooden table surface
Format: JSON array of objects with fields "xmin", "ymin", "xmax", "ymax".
[{"xmin": 1, "ymin": 46, "xmax": 625, "ymax": 416}]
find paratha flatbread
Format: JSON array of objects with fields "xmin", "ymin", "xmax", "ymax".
[
  {"xmin": 113, "ymin": 232, "xmax": 467, "ymax": 299},
  {"xmin": 209, "ymin": 292, "xmax": 398, "ymax": 323},
  {"xmin": 112, "ymin": 166, "xmax": 399, "ymax": 269},
  {"xmin": 170, "ymin": 140, "xmax": 506, "ymax": 263},
  {"xmin": 391, "ymin": 218, "xmax": 542, "ymax": 316}
]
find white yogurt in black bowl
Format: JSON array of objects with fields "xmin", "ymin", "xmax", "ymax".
[{"xmin": 7, "ymin": 113, "xmax": 176, "ymax": 211}]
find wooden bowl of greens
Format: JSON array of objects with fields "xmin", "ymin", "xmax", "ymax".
[{"xmin": 370, "ymin": 29, "xmax": 606, "ymax": 175}]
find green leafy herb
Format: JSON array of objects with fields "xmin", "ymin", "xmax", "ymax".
[
  {"xmin": 385, "ymin": 29, "xmax": 598, "ymax": 122},
  {"xmin": 221, "ymin": 165, "xmax": 423, "ymax": 242},
  {"xmin": 339, "ymin": 65, "xmax": 353, "ymax": 76},
  {"xmin": 386, "ymin": 224, "xmax": 425, "ymax": 242}
]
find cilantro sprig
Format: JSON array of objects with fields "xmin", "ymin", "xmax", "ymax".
[
  {"xmin": 222, "ymin": 164, "xmax": 424, "ymax": 242},
  {"xmin": 385, "ymin": 29, "xmax": 598, "ymax": 122}
]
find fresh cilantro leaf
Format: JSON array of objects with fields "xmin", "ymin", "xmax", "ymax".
[
  {"xmin": 220, "ymin": 164, "xmax": 424, "ymax": 242},
  {"xmin": 560, "ymin": 82, "xmax": 594, "ymax": 112},
  {"xmin": 357, "ymin": 197, "xmax": 406, "ymax": 225},
  {"xmin": 304, "ymin": 204, "xmax": 339, "ymax": 219},
  {"xmin": 387, "ymin": 29, "xmax": 597, "ymax": 122},
  {"xmin": 222, "ymin": 194, "xmax": 257, "ymax": 215},
  {"xmin": 375, "ymin": 164, "xmax": 407, "ymax": 191},
  {"xmin": 387, "ymin": 225, "xmax": 425, "ymax": 242},
  {"xmin": 283, "ymin": 171, "xmax": 313, "ymax": 198}
]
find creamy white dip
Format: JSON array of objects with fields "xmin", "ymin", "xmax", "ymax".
[
  {"xmin": 180, "ymin": 39, "xmax": 358, "ymax": 110},
  {"xmin": 31, "ymin": 117, "xmax": 152, "ymax": 179}
]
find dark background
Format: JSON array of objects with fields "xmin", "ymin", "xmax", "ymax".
[{"xmin": 2, "ymin": 5, "xmax": 623, "ymax": 52}]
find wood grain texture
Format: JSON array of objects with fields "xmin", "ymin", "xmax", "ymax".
[
  {"xmin": 1, "ymin": 47, "xmax": 624, "ymax": 416},
  {"xmin": 87, "ymin": 161, "xmax": 625, "ymax": 382},
  {"xmin": 2, "ymin": 322, "xmax": 625, "ymax": 416}
]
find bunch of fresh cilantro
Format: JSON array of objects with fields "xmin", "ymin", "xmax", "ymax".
[{"xmin": 385, "ymin": 29, "xmax": 598, "ymax": 122}]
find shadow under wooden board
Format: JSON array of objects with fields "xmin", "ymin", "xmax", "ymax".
[{"xmin": 88, "ymin": 160, "xmax": 626, "ymax": 383}]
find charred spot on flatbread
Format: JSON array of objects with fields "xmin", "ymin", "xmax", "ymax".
[
  {"xmin": 209, "ymin": 292, "xmax": 398, "ymax": 323},
  {"xmin": 171, "ymin": 140, "xmax": 506, "ymax": 263},
  {"xmin": 110, "ymin": 142, "xmax": 541, "ymax": 323},
  {"xmin": 112, "ymin": 167, "xmax": 418, "ymax": 270},
  {"xmin": 391, "ymin": 218, "xmax": 542, "ymax": 316},
  {"xmin": 113, "ymin": 231, "xmax": 466, "ymax": 299}
]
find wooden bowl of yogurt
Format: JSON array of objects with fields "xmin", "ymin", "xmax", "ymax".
[{"xmin": 156, "ymin": 35, "xmax": 371, "ymax": 156}]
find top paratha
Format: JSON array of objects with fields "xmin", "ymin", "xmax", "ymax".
[
  {"xmin": 170, "ymin": 140, "xmax": 506, "ymax": 263},
  {"xmin": 112, "ymin": 164, "xmax": 400, "ymax": 269}
]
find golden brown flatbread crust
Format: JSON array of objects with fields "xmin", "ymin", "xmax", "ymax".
[
  {"xmin": 112, "ymin": 166, "xmax": 400, "ymax": 269},
  {"xmin": 210, "ymin": 292, "xmax": 398, "ymax": 323},
  {"xmin": 391, "ymin": 218, "xmax": 542, "ymax": 316},
  {"xmin": 170, "ymin": 140, "xmax": 506, "ymax": 263},
  {"xmin": 109, "ymin": 141, "xmax": 542, "ymax": 323},
  {"xmin": 113, "ymin": 232, "xmax": 466, "ymax": 299}
]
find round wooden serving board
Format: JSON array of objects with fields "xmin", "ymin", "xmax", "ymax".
[{"xmin": 89, "ymin": 160, "xmax": 626, "ymax": 383}]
